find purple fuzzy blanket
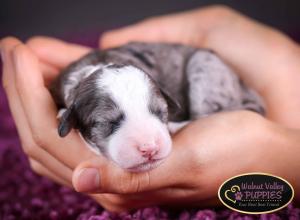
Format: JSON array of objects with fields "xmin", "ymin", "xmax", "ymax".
[{"xmin": 0, "ymin": 37, "xmax": 299, "ymax": 220}]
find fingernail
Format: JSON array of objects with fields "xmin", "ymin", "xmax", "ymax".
[{"xmin": 74, "ymin": 168, "xmax": 100, "ymax": 192}]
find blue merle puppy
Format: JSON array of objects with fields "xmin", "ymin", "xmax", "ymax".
[{"xmin": 50, "ymin": 42, "xmax": 265, "ymax": 172}]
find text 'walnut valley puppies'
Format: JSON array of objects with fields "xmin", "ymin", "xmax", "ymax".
[{"xmin": 50, "ymin": 42, "xmax": 265, "ymax": 172}]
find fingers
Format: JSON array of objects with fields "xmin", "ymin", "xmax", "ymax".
[
  {"xmin": 10, "ymin": 42, "xmax": 94, "ymax": 169},
  {"xmin": 100, "ymin": 9, "xmax": 205, "ymax": 49},
  {"xmin": 99, "ymin": 5, "xmax": 235, "ymax": 50},
  {"xmin": 26, "ymin": 37, "xmax": 90, "ymax": 85},
  {"xmin": 100, "ymin": 18, "xmax": 165, "ymax": 49},
  {"xmin": 100, "ymin": 5, "xmax": 299, "ymax": 108},
  {"xmin": 1, "ymin": 37, "xmax": 73, "ymax": 183},
  {"xmin": 25, "ymin": 141, "xmax": 73, "ymax": 183},
  {"xmin": 26, "ymin": 36, "xmax": 91, "ymax": 69},
  {"xmin": 39, "ymin": 61, "xmax": 59, "ymax": 85},
  {"xmin": 29, "ymin": 158, "xmax": 72, "ymax": 187},
  {"xmin": 1, "ymin": 37, "xmax": 21, "ymax": 94},
  {"xmin": 72, "ymin": 144, "xmax": 192, "ymax": 194}
]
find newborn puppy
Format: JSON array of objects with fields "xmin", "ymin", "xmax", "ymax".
[{"xmin": 50, "ymin": 42, "xmax": 265, "ymax": 172}]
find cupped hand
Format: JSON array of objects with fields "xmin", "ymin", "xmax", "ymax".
[
  {"xmin": 100, "ymin": 5, "xmax": 300, "ymax": 128},
  {"xmin": 72, "ymin": 111, "xmax": 300, "ymax": 212},
  {"xmin": 74, "ymin": 5, "xmax": 300, "ymax": 211},
  {"xmin": 0, "ymin": 37, "xmax": 97, "ymax": 187},
  {"xmin": 1, "ymin": 5, "xmax": 300, "ymax": 212}
]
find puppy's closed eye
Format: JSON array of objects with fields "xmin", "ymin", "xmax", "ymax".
[
  {"xmin": 108, "ymin": 113, "xmax": 125, "ymax": 135},
  {"xmin": 150, "ymin": 108, "xmax": 167, "ymax": 122},
  {"xmin": 91, "ymin": 113, "xmax": 125, "ymax": 137}
]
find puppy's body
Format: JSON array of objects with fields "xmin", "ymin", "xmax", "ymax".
[{"xmin": 50, "ymin": 42, "xmax": 264, "ymax": 171}]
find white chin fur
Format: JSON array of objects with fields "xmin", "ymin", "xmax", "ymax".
[
  {"xmin": 125, "ymin": 158, "xmax": 165, "ymax": 172},
  {"xmin": 107, "ymin": 118, "xmax": 172, "ymax": 171}
]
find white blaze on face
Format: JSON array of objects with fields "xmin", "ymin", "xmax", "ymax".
[
  {"xmin": 100, "ymin": 66, "xmax": 151, "ymax": 117},
  {"xmin": 98, "ymin": 66, "xmax": 172, "ymax": 171}
]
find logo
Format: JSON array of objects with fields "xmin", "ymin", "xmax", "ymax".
[{"xmin": 218, "ymin": 173, "xmax": 294, "ymax": 214}]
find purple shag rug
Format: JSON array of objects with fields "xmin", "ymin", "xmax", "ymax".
[{"xmin": 0, "ymin": 35, "xmax": 300, "ymax": 220}]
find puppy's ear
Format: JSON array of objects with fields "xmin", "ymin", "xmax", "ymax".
[
  {"xmin": 58, "ymin": 103, "xmax": 77, "ymax": 137},
  {"xmin": 159, "ymin": 87, "xmax": 181, "ymax": 113}
]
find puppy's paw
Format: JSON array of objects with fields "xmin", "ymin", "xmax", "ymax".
[{"xmin": 57, "ymin": 108, "xmax": 67, "ymax": 119}]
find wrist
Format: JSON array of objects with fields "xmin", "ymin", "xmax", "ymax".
[
  {"xmin": 275, "ymin": 127, "xmax": 300, "ymax": 204},
  {"xmin": 258, "ymin": 124, "xmax": 300, "ymax": 204},
  {"xmin": 264, "ymin": 43, "xmax": 300, "ymax": 128}
]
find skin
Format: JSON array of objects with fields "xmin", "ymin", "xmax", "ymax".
[{"xmin": 1, "ymin": 5, "xmax": 300, "ymax": 212}]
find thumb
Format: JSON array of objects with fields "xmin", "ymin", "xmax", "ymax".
[{"xmin": 72, "ymin": 153, "xmax": 182, "ymax": 194}]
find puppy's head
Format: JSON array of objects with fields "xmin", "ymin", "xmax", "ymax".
[{"xmin": 59, "ymin": 65, "xmax": 176, "ymax": 172}]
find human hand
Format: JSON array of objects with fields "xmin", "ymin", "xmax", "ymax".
[
  {"xmin": 71, "ymin": 5, "xmax": 300, "ymax": 211},
  {"xmin": 0, "ymin": 37, "xmax": 97, "ymax": 187},
  {"xmin": 100, "ymin": 5, "xmax": 300, "ymax": 128},
  {"xmin": 1, "ymin": 5, "xmax": 300, "ymax": 212},
  {"xmin": 72, "ymin": 111, "xmax": 300, "ymax": 212}
]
